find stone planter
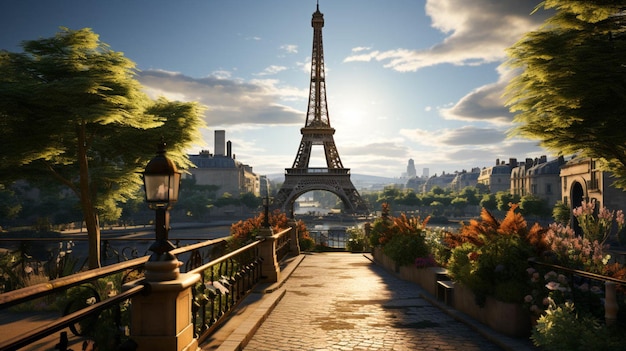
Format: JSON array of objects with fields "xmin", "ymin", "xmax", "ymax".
[
  {"xmin": 373, "ymin": 248, "xmax": 531, "ymax": 338},
  {"xmin": 373, "ymin": 248, "xmax": 446, "ymax": 296},
  {"xmin": 372, "ymin": 247, "xmax": 398, "ymax": 272},
  {"xmin": 453, "ymin": 283, "xmax": 531, "ymax": 337}
]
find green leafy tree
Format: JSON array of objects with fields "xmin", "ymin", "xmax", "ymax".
[
  {"xmin": 495, "ymin": 191, "xmax": 520, "ymax": 212},
  {"xmin": 519, "ymin": 195, "xmax": 550, "ymax": 217},
  {"xmin": 458, "ymin": 186, "xmax": 480, "ymax": 206},
  {"xmin": 480, "ymin": 193, "xmax": 498, "ymax": 211},
  {"xmin": 552, "ymin": 200, "xmax": 571, "ymax": 225},
  {"xmin": 0, "ymin": 28, "xmax": 205, "ymax": 268},
  {"xmin": 377, "ymin": 186, "xmax": 401, "ymax": 206},
  {"xmin": 240, "ymin": 192, "xmax": 261, "ymax": 209},
  {"xmin": 398, "ymin": 190, "xmax": 421, "ymax": 207},
  {"xmin": 505, "ymin": 2, "xmax": 626, "ymax": 189},
  {"xmin": 0, "ymin": 185, "xmax": 21, "ymax": 222}
]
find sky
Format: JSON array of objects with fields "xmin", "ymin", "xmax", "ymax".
[{"xmin": 0, "ymin": 0, "xmax": 554, "ymax": 179}]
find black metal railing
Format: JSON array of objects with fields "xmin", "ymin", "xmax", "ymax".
[
  {"xmin": 187, "ymin": 239, "xmax": 263, "ymax": 342},
  {"xmin": 527, "ymin": 258, "xmax": 626, "ymax": 325},
  {"xmin": 0, "ymin": 226, "xmax": 297, "ymax": 351},
  {"xmin": 0, "ymin": 237, "xmax": 231, "ymax": 351}
]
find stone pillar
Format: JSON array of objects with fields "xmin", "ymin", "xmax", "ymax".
[
  {"xmin": 288, "ymin": 220, "xmax": 300, "ymax": 256},
  {"xmin": 126, "ymin": 273, "xmax": 201, "ymax": 351},
  {"xmin": 257, "ymin": 227, "xmax": 280, "ymax": 283}
]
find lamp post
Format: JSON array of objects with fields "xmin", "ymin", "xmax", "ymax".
[
  {"xmin": 263, "ymin": 195, "xmax": 271, "ymax": 229},
  {"xmin": 129, "ymin": 141, "xmax": 201, "ymax": 351},
  {"xmin": 142, "ymin": 141, "xmax": 182, "ymax": 281}
]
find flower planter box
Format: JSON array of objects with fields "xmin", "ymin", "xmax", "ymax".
[
  {"xmin": 453, "ymin": 283, "xmax": 531, "ymax": 337},
  {"xmin": 373, "ymin": 248, "xmax": 531, "ymax": 338}
]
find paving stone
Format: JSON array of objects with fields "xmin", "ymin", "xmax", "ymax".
[{"xmin": 243, "ymin": 253, "xmax": 504, "ymax": 351}]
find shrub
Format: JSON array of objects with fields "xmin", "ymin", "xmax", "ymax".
[
  {"xmin": 531, "ymin": 301, "xmax": 621, "ymax": 351},
  {"xmin": 229, "ymin": 210, "xmax": 310, "ymax": 249},
  {"xmin": 382, "ymin": 232, "xmax": 428, "ymax": 266},
  {"xmin": 446, "ymin": 205, "xmax": 546, "ymax": 305},
  {"xmin": 369, "ymin": 203, "xmax": 433, "ymax": 267},
  {"xmin": 346, "ymin": 227, "xmax": 367, "ymax": 252}
]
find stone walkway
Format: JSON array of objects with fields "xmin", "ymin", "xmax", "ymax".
[{"xmin": 242, "ymin": 252, "xmax": 507, "ymax": 351}]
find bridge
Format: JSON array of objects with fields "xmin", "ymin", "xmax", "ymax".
[{"xmin": 0, "ymin": 224, "xmax": 538, "ymax": 351}]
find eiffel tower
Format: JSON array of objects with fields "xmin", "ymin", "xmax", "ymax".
[{"xmin": 273, "ymin": 3, "xmax": 369, "ymax": 216}]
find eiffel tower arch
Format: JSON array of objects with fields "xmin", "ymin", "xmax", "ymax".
[{"xmin": 273, "ymin": 4, "xmax": 369, "ymax": 216}]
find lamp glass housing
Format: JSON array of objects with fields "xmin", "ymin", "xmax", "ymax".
[{"xmin": 144, "ymin": 172, "xmax": 181, "ymax": 205}]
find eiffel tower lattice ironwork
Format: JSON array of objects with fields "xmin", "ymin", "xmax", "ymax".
[{"xmin": 273, "ymin": 4, "xmax": 369, "ymax": 215}]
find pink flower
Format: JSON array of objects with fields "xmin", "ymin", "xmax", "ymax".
[
  {"xmin": 546, "ymin": 281, "xmax": 560, "ymax": 290},
  {"xmin": 616, "ymin": 210, "xmax": 624, "ymax": 227},
  {"xmin": 524, "ymin": 295, "xmax": 533, "ymax": 303}
]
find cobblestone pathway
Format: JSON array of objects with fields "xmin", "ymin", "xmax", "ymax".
[{"xmin": 244, "ymin": 253, "xmax": 503, "ymax": 351}]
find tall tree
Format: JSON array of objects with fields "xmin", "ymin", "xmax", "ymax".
[
  {"xmin": 0, "ymin": 28, "xmax": 205, "ymax": 268},
  {"xmin": 505, "ymin": 1, "xmax": 626, "ymax": 189}
]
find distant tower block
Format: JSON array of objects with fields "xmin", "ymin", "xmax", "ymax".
[
  {"xmin": 273, "ymin": 4, "xmax": 368, "ymax": 215},
  {"xmin": 407, "ymin": 159, "xmax": 417, "ymax": 178},
  {"xmin": 215, "ymin": 130, "xmax": 225, "ymax": 156}
]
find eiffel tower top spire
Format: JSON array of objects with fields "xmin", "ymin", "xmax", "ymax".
[{"xmin": 305, "ymin": 1, "xmax": 330, "ymax": 130}]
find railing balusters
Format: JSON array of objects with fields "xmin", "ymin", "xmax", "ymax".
[{"xmin": 1, "ymin": 226, "xmax": 296, "ymax": 350}]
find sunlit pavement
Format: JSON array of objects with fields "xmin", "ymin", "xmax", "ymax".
[{"xmin": 240, "ymin": 252, "xmax": 536, "ymax": 351}]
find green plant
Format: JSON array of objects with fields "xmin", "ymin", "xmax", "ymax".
[
  {"xmin": 230, "ymin": 210, "xmax": 309, "ymax": 249},
  {"xmin": 368, "ymin": 203, "xmax": 395, "ymax": 247},
  {"xmin": 368, "ymin": 203, "xmax": 433, "ymax": 266},
  {"xmin": 424, "ymin": 227, "xmax": 452, "ymax": 266},
  {"xmin": 531, "ymin": 301, "xmax": 621, "ymax": 351},
  {"xmin": 346, "ymin": 227, "xmax": 367, "ymax": 252},
  {"xmin": 57, "ymin": 274, "xmax": 132, "ymax": 351},
  {"xmin": 446, "ymin": 205, "xmax": 547, "ymax": 305},
  {"xmin": 382, "ymin": 232, "xmax": 429, "ymax": 266},
  {"xmin": 572, "ymin": 201, "xmax": 624, "ymax": 245}
]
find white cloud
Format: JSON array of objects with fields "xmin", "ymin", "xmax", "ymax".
[
  {"xmin": 440, "ymin": 65, "xmax": 521, "ymax": 124},
  {"xmin": 344, "ymin": 0, "xmax": 546, "ymax": 72},
  {"xmin": 137, "ymin": 70, "xmax": 306, "ymax": 127},
  {"xmin": 280, "ymin": 44, "xmax": 298, "ymax": 54},
  {"xmin": 255, "ymin": 65, "xmax": 288, "ymax": 76}
]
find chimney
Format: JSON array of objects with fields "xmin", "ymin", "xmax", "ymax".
[
  {"xmin": 214, "ymin": 130, "xmax": 225, "ymax": 156},
  {"xmin": 227, "ymin": 140, "xmax": 232, "ymax": 158}
]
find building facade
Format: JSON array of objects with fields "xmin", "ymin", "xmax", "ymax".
[
  {"xmin": 560, "ymin": 156, "xmax": 626, "ymax": 213},
  {"xmin": 510, "ymin": 156, "xmax": 564, "ymax": 208},
  {"xmin": 185, "ymin": 131, "xmax": 260, "ymax": 197},
  {"xmin": 478, "ymin": 159, "xmax": 517, "ymax": 193},
  {"xmin": 449, "ymin": 168, "xmax": 480, "ymax": 192}
]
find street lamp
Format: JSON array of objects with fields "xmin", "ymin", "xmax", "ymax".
[
  {"xmin": 262, "ymin": 195, "xmax": 271, "ymax": 229},
  {"xmin": 142, "ymin": 141, "xmax": 182, "ymax": 281}
]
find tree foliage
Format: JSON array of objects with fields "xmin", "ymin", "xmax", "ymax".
[
  {"xmin": 0, "ymin": 28, "xmax": 205, "ymax": 268},
  {"xmin": 505, "ymin": 1, "xmax": 626, "ymax": 189}
]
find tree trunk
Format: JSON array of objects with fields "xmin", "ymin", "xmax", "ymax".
[{"xmin": 77, "ymin": 123, "xmax": 101, "ymax": 269}]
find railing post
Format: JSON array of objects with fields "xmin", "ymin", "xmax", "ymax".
[
  {"xmin": 288, "ymin": 220, "xmax": 300, "ymax": 256},
  {"xmin": 125, "ymin": 271, "xmax": 201, "ymax": 351},
  {"xmin": 605, "ymin": 281, "xmax": 618, "ymax": 326},
  {"xmin": 257, "ymin": 228, "xmax": 280, "ymax": 283}
]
